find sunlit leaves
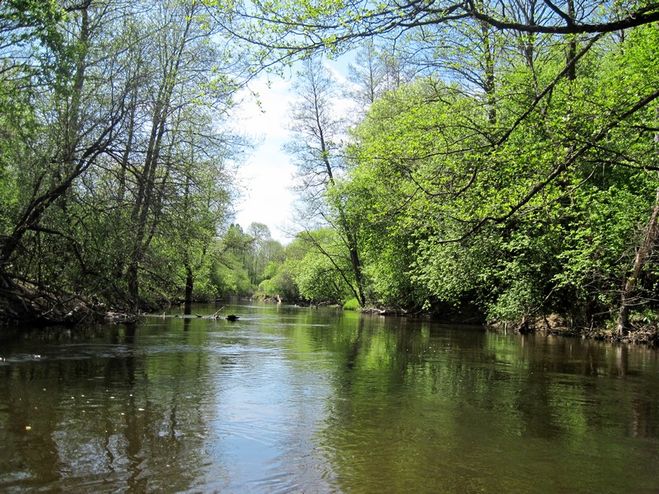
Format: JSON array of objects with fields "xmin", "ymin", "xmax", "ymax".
[{"xmin": 340, "ymin": 24, "xmax": 658, "ymax": 324}]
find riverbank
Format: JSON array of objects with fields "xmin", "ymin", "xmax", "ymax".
[
  {"xmin": 0, "ymin": 275, "xmax": 137, "ymax": 328},
  {"xmin": 359, "ymin": 304, "xmax": 659, "ymax": 347},
  {"xmin": 3, "ymin": 285, "xmax": 658, "ymax": 347},
  {"xmin": 542, "ymin": 324, "xmax": 659, "ymax": 346},
  {"xmin": 488, "ymin": 313, "xmax": 659, "ymax": 347}
]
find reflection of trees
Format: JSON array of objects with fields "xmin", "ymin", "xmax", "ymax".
[
  {"xmin": 0, "ymin": 320, "xmax": 218, "ymax": 491},
  {"xmin": 2, "ymin": 308, "xmax": 659, "ymax": 492},
  {"xmin": 315, "ymin": 318, "xmax": 501, "ymax": 492},
  {"xmin": 311, "ymin": 317, "xmax": 659, "ymax": 493}
]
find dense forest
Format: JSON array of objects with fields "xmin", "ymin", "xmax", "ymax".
[{"xmin": 0, "ymin": 0, "xmax": 657, "ymax": 340}]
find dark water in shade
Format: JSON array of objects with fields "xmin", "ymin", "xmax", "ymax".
[{"xmin": 1, "ymin": 303, "xmax": 659, "ymax": 493}]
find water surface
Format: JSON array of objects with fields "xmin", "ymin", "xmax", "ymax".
[{"xmin": 1, "ymin": 303, "xmax": 658, "ymax": 492}]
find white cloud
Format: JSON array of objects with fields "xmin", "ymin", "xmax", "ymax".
[{"xmin": 234, "ymin": 143, "xmax": 296, "ymax": 244}]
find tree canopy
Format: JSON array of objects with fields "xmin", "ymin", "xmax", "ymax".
[{"xmin": 1, "ymin": 0, "xmax": 657, "ymax": 338}]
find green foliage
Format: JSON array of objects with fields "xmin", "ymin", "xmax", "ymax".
[
  {"xmin": 294, "ymin": 229, "xmax": 356, "ymax": 304},
  {"xmin": 0, "ymin": 1, "xmax": 242, "ymax": 317},
  {"xmin": 211, "ymin": 224, "xmax": 288, "ymax": 299},
  {"xmin": 2, "ymin": 0, "xmax": 657, "ymax": 333},
  {"xmin": 0, "ymin": 0, "xmax": 66, "ymax": 68},
  {"xmin": 254, "ymin": 231, "xmax": 358, "ymax": 305},
  {"xmin": 296, "ymin": 251, "xmax": 343, "ymax": 303},
  {"xmin": 211, "ymin": 254, "xmax": 252, "ymax": 297},
  {"xmin": 339, "ymin": 25, "xmax": 658, "ymax": 327},
  {"xmin": 258, "ymin": 259, "xmax": 299, "ymax": 301}
]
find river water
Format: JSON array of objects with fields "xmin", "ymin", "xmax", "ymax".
[{"xmin": 1, "ymin": 303, "xmax": 658, "ymax": 493}]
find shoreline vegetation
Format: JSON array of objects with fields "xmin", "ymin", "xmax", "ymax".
[
  {"xmin": 2, "ymin": 280, "xmax": 657, "ymax": 346},
  {"xmin": 1, "ymin": 2, "xmax": 657, "ymax": 344}
]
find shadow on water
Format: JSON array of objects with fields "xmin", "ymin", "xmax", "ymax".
[{"xmin": 0, "ymin": 303, "xmax": 658, "ymax": 493}]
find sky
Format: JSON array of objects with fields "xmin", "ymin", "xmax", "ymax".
[
  {"xmin": 230, "ymin": 75, "xmax": 297, "ymax": 243},
  {"xmin": 229, "ymin": 57, "xmax": 355, "ymax": 244}
]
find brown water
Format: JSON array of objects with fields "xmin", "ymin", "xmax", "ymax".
[{"xmin": 1, "ymin": 303, "xmax": 658, "ymax": 493}]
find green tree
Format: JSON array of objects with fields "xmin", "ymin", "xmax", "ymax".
[
  {"xmin": 286, "ymin": 56, "xmax": 368, "ymax": 306},
  {"xmin": 0, "ymin": 0, "xmax": 242, "ymax": 322},
  {"xmin": 343, "ymin": 22, "xmax": 657, "ymax": 330}
]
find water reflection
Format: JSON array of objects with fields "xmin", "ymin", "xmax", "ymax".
[
  {"xmin": 0, "ymin": 320, "xmax": 216, "ymax": 492},
  {"xmin": 0, "ymin": 305, "xmax": 658, "ymax": 493}
]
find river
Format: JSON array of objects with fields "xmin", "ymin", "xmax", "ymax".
[{"xmin": 1, "ymin": 303, "xmax": 658, "ymax": 493}]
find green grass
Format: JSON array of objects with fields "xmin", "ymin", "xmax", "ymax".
[{"xmin": 343, "ymin": 297, "xmax": 360, "ymax": 311}]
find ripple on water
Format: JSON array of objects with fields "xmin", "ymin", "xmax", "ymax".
[{"xmin": 2, "ymin": 304, "xmax": 659, "ymax": 494}]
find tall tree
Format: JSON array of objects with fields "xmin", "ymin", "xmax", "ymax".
[
  {"xmin": 0, "ymin": 0, "xmax": 130, "ymax": 322},
  {"xmin": 0, "ymin": 0, "xmax": 242, "ymax": 322},
  {"xmin": 123, "ymin": 0, "xmax": 237, "ymax": 311},
  {"xmin": 286, "ymin": 57, "xmax": 367, "ymax": 306}
]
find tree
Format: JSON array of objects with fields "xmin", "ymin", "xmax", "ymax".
[
  {"xmin": 0, "ymin": 1, "xmax": 117, "ymax": 267},
  {"xmin": 125, "ymin": 1, "xmax": 202, "ymax": 310},
  {"xmin": 216, "ymin": 0, "xmax": 658, "ymax": 52},
  {"xmin": 164, "ymin": 111, "xmax": 234, "ymax": 314},
  {"xmin": 286, "ymin": 56, "xmax": 368, "ymax": 306},
  {"xmin": 218, "ymin": 0, "xmax": 658, "ymax": 245},
  {"xmin": 245, "ymin": 223, "xmax": 281, "ymax": 285},
  {"xmin": 0, "ymin": 0, "xmax": 243, "ymax": 322},
  {"xmin": 347, "ymin": 39, "xmax": 413, "ymax": 110},
  {"xmin": 342, "ymin": 23, "xmax": 658, "ymax": 330},
  {"xmin": 0, "ymin": 1, "xmax": 133, "ymax": 322}
]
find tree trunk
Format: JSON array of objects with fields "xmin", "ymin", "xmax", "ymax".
[
  {"xmin": 349, "ymin": 243, "xmax": 367, "ymax": 307},
  {"xmin": 125, "ymin": 13, "xmax": 194, "ymax": 310},
  {"xmin": 184, "ymin": 265, "xmax": 194, "ymax": 316},
  {"xmin": 127, "ymin": 258, "xmax": 140, "ymax": 313},
  {"xmin": 617, "ymin": 187, "xmax": 659, "ymax": 336},
  {"xmin": 183, "ymin": 161, "xmax": 193, "ymax": 317},
  {"xmin": 481, "ymin": 20, "xmax": 496, "ymax": 124},
  {"xmin": 566, "ymin": 0, "xmax": 577, "ymax": 81}
]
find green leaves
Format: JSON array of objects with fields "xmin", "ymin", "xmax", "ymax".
[{"xmin": 337, "ymin": 24, "xmax": 658, "ymax": 326}]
